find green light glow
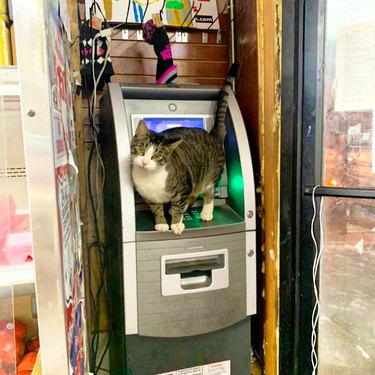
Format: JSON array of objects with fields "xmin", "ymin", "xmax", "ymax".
[
  {"xmin": 227, "ymin": 161, "xmax": 244, "ymax": 218},
  {"xmin": 230, "ymin": 172, "xmax": 244, "ymax": 194}
]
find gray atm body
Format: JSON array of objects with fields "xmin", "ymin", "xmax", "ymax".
[{"xmin": 101, "ymin": 83, "xmax": 257, "ymax": 375}]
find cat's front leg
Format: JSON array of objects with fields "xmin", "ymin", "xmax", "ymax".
[
  {"xmin": 201, "ymin": 187, "xmax": 214, "ymax": 221},
  {"xmin": 149, "ymin": 203, "xmax": 169, "ymax": 232},
  {"xmin": 170, "ymin": 200, "xmax": 187, "ymax": 235}
]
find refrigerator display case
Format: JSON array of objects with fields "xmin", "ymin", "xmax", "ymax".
[
  {"xmin": 0, "ymin": 0, "xmax": 88, "ymax": 374},
  {"xmin": 0, "ymin": 66, "xmax": 40, "ymax": 374}
]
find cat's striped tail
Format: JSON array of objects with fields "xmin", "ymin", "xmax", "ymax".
[{"xmin": 210, "ymin": 62, "xmax": 239, "ymax": 142}]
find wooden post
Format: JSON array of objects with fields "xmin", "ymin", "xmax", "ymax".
[{"xmin": 257, "ymin": 0, "xmax": 282, "ymax": 374}]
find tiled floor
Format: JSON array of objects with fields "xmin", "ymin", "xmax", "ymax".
[{"xmin": 318, "ymin": 225, "xmax": 375, "ymax": 374}]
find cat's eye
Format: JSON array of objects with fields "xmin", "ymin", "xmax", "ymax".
[
  {"xmin": 152, "ymin": 153, "xmax": 163, "ymax": 161},
  {"xmin": 131, "ymin": 145, "xmax": 144, "ymax": 155},
  {"xmin": 137, "ymin": 145, "xmax": 145, "ymax": 154}
]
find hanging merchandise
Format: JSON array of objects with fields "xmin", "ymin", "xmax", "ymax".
[
  {"xmin": 84, "ymin": 0, "xmax": 220, "ymax": 29},
  {"xmin": 79, "ymin": 3, "xmax": 114, "ymax": 91},
  {"xmin": 142, "ymin": 18, "xmax": 177, "ymax": 84},
  {"xmin": 0, "ymin": 0, "xmax": 12, "ymax": 65}
]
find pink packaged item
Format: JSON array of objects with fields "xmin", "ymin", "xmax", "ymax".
[
  {"xmin": 1, "ymin": 231, "xmax": 33, "ymax": 265},
  {"xmin": 0, "ymin": 195, "xmax": 33, "ymax": 265},
  {"xmin": 0, "ymin": 195, "xmax": 16, "ymax": 250}
]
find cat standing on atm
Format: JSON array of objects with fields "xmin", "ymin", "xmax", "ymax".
[{"xmin": 130, "ymin": 63, "xmax": 239, "ymax": 235}]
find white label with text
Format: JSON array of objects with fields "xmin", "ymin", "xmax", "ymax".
[{"xmin": 155, "ymin": 360, "xmax": 231, "ymax": 375}]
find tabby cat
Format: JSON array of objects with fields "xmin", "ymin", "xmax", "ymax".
[{"xmin": 130, "ymin": 62, "xmax": 239, "ymax": 234}]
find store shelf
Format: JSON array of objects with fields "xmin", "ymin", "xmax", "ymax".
[
  {"xmin": 1, "ymin": 65, "xmax": 35, "ymax": 294},
  {"xmin": 0, "ymin": 262, "xmax": 34, "ymax": 287},
  {"xmin": 0, "ymin": 66, "xmax": 20, "ymax": 96}
]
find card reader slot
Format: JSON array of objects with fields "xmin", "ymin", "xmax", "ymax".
[{"xmin": 165, "ymin": 254, "xmax": 225, "ymax": 275}]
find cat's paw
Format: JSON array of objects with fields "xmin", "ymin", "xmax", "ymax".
[
  {"xmin": 171, "ymin": 222, "xmax": 185, "ymax": 235},
  {"xmin": 155, "ymin": 223, "xmax": 169, "ymax": 232},
  {"xmin": 200, "ymin": 209, "xmax": 213, "ymax": 221}
]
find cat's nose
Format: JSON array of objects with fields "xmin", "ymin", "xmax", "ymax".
[{"xmin": 142, "ymin": 160, "xmax": 149, "ymax": 167}]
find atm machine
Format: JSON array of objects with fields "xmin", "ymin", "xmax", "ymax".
[{"xmin": 100, "ymin": 82, "xmax": 257, "ymax": 375}]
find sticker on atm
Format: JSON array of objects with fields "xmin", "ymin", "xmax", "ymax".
[{"xmin": 155, "ymin": 360, "xmax": 231, "ymax": 375}]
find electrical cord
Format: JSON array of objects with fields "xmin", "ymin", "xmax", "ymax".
[
  {"xmin": 89, "ymin": 29, "xmax": 111, "ymax": 220},
  {"xmin": 87, "ymin": 134, "xmax": 110, "ymax": 375},
  {"xmin": 83, "ymin": 6, "xmax": 113, "ymax": 372},
  {"xmin": 310, "ymin": 185, "xmax": 323, "ymax": 374}
]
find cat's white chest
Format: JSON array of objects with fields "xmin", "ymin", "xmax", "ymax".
[{"xmin": 132, "ymin": 166, "xmax": 171, "ymax": 203}]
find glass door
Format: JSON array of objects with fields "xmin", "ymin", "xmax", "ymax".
[
  {"xmin": 280, "ymin": 1, "xmax": 375, "ymax": 374},
  {"xmin": 318, "ymin": 1, "xmax": 375, "ymax": 373}
]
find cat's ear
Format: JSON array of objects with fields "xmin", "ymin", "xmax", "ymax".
[{"xmin": 134, "ymin": 120, "xmax": 150, "ymax": 139}]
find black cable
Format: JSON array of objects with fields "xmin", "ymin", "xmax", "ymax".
[
  {"xmin": 78, "ymin": 4, "xmax": 101, "ymax": 369},
  {"xmin": 70, "ymin": 35, "xmax": 81, "ymax": 47},
  {"xmin": 78, "ymin": 3, "xmax": 111, "ymax": 371},
  {"xmin": 94, "ymin": 334, "xmax": 111, "ymax": 374},
  {"xmin": 87, "ymin": 143, "xmax": 101, "ymax": 366},
  {"xmin": 87, "ymin": 141, "xmax": 111, "ymax": 375}
]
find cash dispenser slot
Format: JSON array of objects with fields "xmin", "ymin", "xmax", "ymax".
[
  {"xmin": 161, "ymin": 250, "xmax": 228, "ymax": 296},
  {"xmin": 166, "ymin": 254, "xmax": 225, "ymax": 290},
  {"xmin": 165, "ymin": 254, "xmax": 225, "ymax": 274}
]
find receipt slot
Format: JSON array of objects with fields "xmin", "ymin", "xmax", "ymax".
[{"xmin": 100, "ymin": 83, "xmax": 257, "ymax": 375}]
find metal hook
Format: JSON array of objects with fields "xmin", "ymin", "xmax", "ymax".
[
  {"xmin": 124, "ymin": 0, "xmax": 132, "ymax": 27},
  {"xmin": 220, "ymin": 4, "xmax": 244, "ymax": 32},
  {"xmin": 169, "ymin": 1, "xmax": 195, "ymax": 43},
  {"xmin": 178, "ymin": 1, "xmax": 195, "ymax": 30},
  {"xmin": 141, "ymin": 0, "xmax": 150, "ymax": 25},
  {"xmin": 207, "ymin": 3, "xmax": 228, "ymax": 30},
  {"xmin": 159, "ymin": 0, "xmax": 167, "ymax": 21},
  {"xmin": 107, "ymin": 0, "xmax": 131, "ymax": 39},
  {"xmin": 184, "ymin": 2, "xmax": 202, "ymax": 29}
]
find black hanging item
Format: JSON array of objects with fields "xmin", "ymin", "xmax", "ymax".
[
  {"xmin": 143, "ymin": 19, "xmax": 177, "ymax": 84},
  {"xmin": 79, "ymin": 3, "xmax": 114, "ymax": 91}
]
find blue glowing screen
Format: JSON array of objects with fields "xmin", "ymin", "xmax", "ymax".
[{"xmin": 143, "ymin": 117, "xmax": 205, "ymax": 133}]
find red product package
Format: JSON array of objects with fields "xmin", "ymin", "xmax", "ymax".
[
  {"xmin": 17, "ymin": 351, "xmax": 37, "ymax": 373},
  {"xmin": 0, "ymin": 330, "xmax": 15, "ymax": 364}
]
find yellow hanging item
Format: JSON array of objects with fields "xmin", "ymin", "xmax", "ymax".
[{"xmin": 0, "ymin": 0, "xmax": 13, "ymax": 66}]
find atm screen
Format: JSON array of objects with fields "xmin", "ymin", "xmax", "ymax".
[{"xmin": 142, "ymin": 117, "xmax": 205, "ymax": 133}]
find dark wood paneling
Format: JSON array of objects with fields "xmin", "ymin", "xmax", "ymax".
[
  {"xmin": 110, "ymin": 40, "xmax": 228, "ymax": 61},
  {"xmin": 234, "ymin": 0, "xmax": 263, "ymax": 370},
  {"xmin": 235, "ymin": 2, "xmax": 259, "ymax": 142},
  {"xmin": 79, "ymin": 3, "xmax": 230, "ymax": 87},
  {"xmin": 111, "ymin": 57, "xmax": 228, "ymax": 77},
  {"xmin": 111, "ymin": 75, "xmax": 224, "ymax": 85},
  {"xmin": 111, "ymin": 27, "xmax": 229, "ymax": 44}
]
